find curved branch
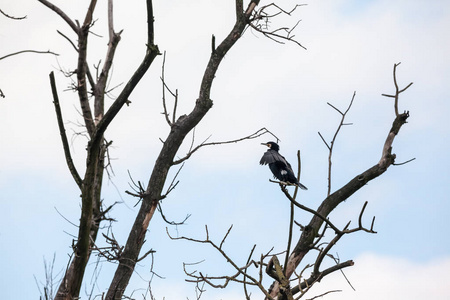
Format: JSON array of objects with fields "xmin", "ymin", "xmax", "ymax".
[
  {"xmin": 0, "ymin": 8, "xmax": 27, "ymax": 20},
  {"xmin": 160, "ymin": 51, "xmax": 175, "ymax": 126},
  {"xmin": 37, "ymin": 0, "xmax": 79, "ymax": 33},
  {"xmin": 290, "ymin": 260, "xmax": 354, "ymax": 296}
]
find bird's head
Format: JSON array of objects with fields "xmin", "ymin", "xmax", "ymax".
[{"xmin": 261, "ymin": 141, "xmax": 280, "ymax": 151}]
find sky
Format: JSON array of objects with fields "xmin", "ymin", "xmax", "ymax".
[{"xmin": 1, "ymin": 0, "xmax": 449, "ymax": 299}]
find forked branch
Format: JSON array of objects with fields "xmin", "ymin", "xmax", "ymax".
[
  {"xmin": 248, "ymin": 3, "xmax": 307, "ymax": 49},
  {"xmin": 318, "ymin": 91, "xmax": 356, "ymax": 196},
  {"xmin": 381, "ymin": 62, "xmax": 413, "ymax": 116}
]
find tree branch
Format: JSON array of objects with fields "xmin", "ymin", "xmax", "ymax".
[
  {"xmin": 248, "ymin": 3, "xmax": 307, "ymax": 49},
  {"xmin": 37, "ymin": 0, "xmax": 79, "ymax": 34},
  {"xmin": 284, "ymin": 151, "xmax": 302, "ymax": 273},
  {"xmin": 280, "ymin": 185, "xmax": 341, "ymax": 234},
  {"xmin": 93, "ymin": 13, "xmax": 159, "ymax": 147},
  {"xmin": 94, "ymin": 0, "xmax": 122, "ymax": 125},
  {"xmin": 318, "ymin": 92, "xmax": 356, "ymax": 197},
  {"xmin": 0, "ymin": 8, "xmax": 27, "ymax": 20},
  {"xmin": 381, "ymin": 62, "xmax": 413, "ymax": 117},
  {"xmin": 82, "ymin": 0, "xmax": 98, "ymax": 27},
  {"xmin": 0, "ymin": 50, "xmax": 58, "ymax": 61},
  {"xmin": 290, "ymin": 260, "xmax": 354, "ymax": 296},
  {"xmin": 49, "ymin": 72, "xmax": 83, "ymax": 189},
  {"xmin": 160, "ymin": 51, "xmax": 175, "ymax": 126},
  {"xmin": 76, "ymin": 28, "xmax": 95, "ymax": 137},
  {"xmin": 172, "ymin": 127, "xmax": 270, "ymax": 165}
]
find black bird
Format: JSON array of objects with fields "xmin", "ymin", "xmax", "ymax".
[{"xmin": 260, "ymin": 141, "xmax": 308, "ymax": 190}]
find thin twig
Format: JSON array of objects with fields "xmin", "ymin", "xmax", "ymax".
[
  {"xmin": 57, "ymin": 30, "xmax": 79, "ymax": 52},
  {"xmin": 320, "ymin": 92, "xmax": 356, "ymax": 196},
  {"xmin": 172, "ymin": 127, "xmax": 271, "ymax": 165},
  {"xmin": 280, "ymin": 185, "xmax": 341, "ymax": 234},
  {"xmin": 248, "ymin": 3, "xmax": 307, "ymax": 49},
  {"xmin": 0, "ymin": 50, "xmax": 58, "ymax": 61},
  {"xmin": 161, "ymin": 51, "xmax": 172, "ymax": 126},
  {"xmin": 156, "ymin": 202, "xmax": 190, "ymax": 226},
  {"xmin": 307, "ymin": 290, "xmax": 342, "ymax": 300},
  {"xmin": 393, "ymin": 157, "xmax": 416, "ymax": 166},
  {"xmin": 243, "ymin": 244, "xmax": 257, "ymax": 300},
  {"xmin": 0, "ymin": 8, "xmax": 27, "ymax": 20},
  {"xmin": 290, "ymin": 260, "xmax": 354, "ymax": 296},
  {"xmin": 284, "ymin": 150, "xmax": 302, "ymax": 273}
]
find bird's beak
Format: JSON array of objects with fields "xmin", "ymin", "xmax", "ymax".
[{"xmin": 261, "ymin": 143, "xmax": 269, "ymax": 147}]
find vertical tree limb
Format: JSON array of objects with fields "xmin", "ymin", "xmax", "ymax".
[
  {"xmin": 77, "ymin": 25, "xmax": 95, "ymax": 137},
  {"xmin": 283, "ymin": 151, "xmax": 302, "ymax": 273},
  {"xmin": 49, "ymin": 71, "xmax": 83, "ymax": 189},
  {"xmin": 94, "ymin": 0, "xmax": 122, "ymax": 125}
]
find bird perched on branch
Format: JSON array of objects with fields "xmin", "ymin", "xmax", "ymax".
[{"xmin": 260, "ymin": 141, "xmax": 308, "ymax": 190}]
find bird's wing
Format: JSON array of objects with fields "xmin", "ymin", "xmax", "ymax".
[
  {"xmin": 260, "ymin": 150, "xmax": 280, "ymax": 165},
  {"xmin": 260, "ymin": 150, "xmax": 292, "ymax": 169}
]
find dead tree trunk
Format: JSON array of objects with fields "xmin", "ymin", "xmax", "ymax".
[
  {"xmin": 105, "ymin": 2, "xmax": 261, "ymax": 299},
  {"xmin": 40, "ymin": 0, "xmax": 159, "ymax": 299}
]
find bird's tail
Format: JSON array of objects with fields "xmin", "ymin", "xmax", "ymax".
[{"xmin": 298, "ymin": 182, "xmax": 308, "ymax": 190}]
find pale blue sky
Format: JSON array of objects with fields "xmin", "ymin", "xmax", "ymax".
[{"xmin": 1, "ymin": 0, "xmax": 449, "ymax": 299}]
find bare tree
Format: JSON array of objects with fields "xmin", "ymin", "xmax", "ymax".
[
  {"xmin": 7, "ymin": 0, "xmax": 305, "ymax": 299},
  {"xmin": 173, "ymin": 63, "xmax": 413, "ymax": 299},
  {"xmin": 5, "ymin": 0, "xmax": 411, "ymax": 299}
]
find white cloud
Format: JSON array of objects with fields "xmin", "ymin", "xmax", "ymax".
[
  {"xmin": 308, "ymin": 253, "xmax": 450, "ymax": 300},
  {"xmin": 108, "ymin": 253, "xmax": 450, "ymax": 299}
]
